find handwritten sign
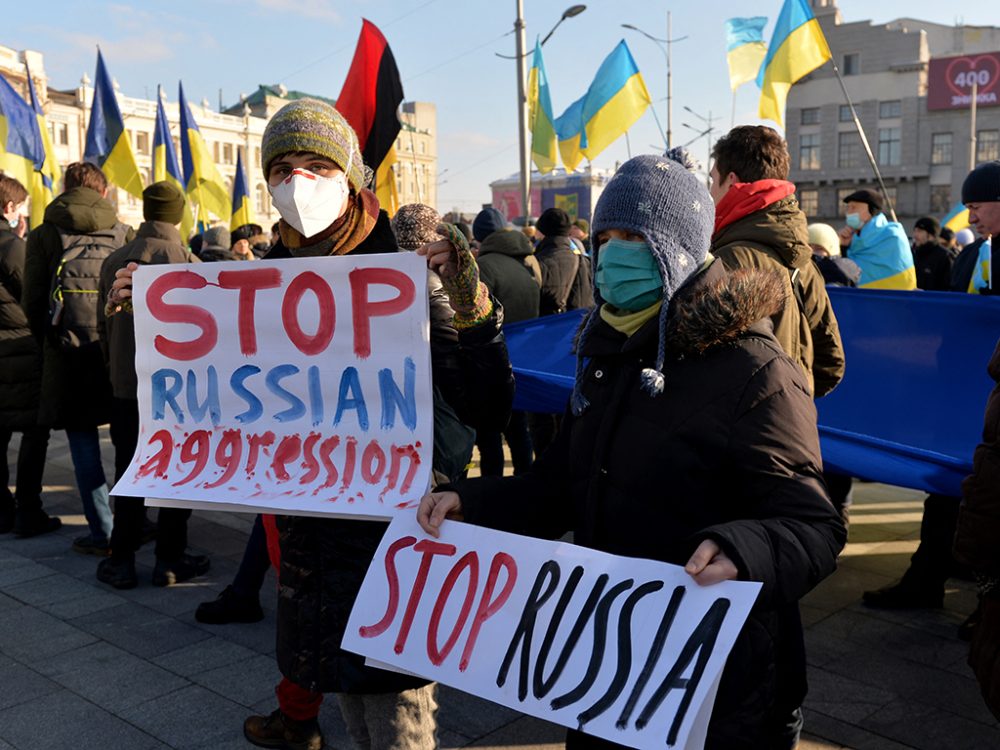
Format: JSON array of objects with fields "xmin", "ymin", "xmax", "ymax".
[
  {"xmin": 344, "ymin": 515, "xmax": 761, "ymax": 750},
  {"xmin": 111, "ymin": 254, "xmax": 432, "ymax": 519}
]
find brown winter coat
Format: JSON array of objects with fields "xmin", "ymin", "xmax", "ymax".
[
  {"xmin": 955, "ymin": 339, "xmax": 1000, "ymax": 720},
  {"xmin": 712, "ymin": 196, "xmax": 845, "ymax": 397},
  {"xmin": 98, "ymin": 221, "xmax": 199, "ymax": 400}
]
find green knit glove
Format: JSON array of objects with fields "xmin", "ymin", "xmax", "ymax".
[{"xmin": 435, "ymin": 222, "xmax": 492, "ymax": 329}]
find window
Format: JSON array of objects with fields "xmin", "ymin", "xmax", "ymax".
[
  {"xmin": 223, "ymin": 143, "xmax": 233, "ymax": 165},
  {"xmin": 419, "ymin": 141, "xmax": 426, "ymax": 155},
  {"xmin": 838, "ymin": 132, "xmax": 861, "ymax": 168},
  {"xmin": 931, "ymin": 133, "xmax": 953, "ymax": 165},
  {"xmin": 798, "ymin": 189, "xmax": 819, "ymax": 216},
  {"xmin": 213, "ymin": 141, "xmax": 220, "ymax": 162},
  {"xmin": 837, "ymin": 187, "xmax": 857, "ymax": 207},
  {"xmin": 254, "ymin": 147, "xmax": 261, "ymax": 167},
  {"xmin": 255, "ymin": 183, "xmax": 267, "ymax": 213},
  {"xmin": 879, "ymin": 100, "xmax": 902, "ymax": 119},
  {"xmin": 883, "ymin": 186, "xmax": 898, "ymax": 208},
  {"xmin": 979, "ymin": 130, "xmax": 1000, "ymax": 163},
  {"xmin": 878, "ymin": 127, "xmax": 901, "ymax": 166},
  {"xmin": 930, "ymin": 185, "xmax": 951, "ymax": 214},
  {"xmin": 838, "ymin": 105, "xmax": 853, "ymax": 122},
  {"xmin": 799, "ymin": 133, "xmax": 821, "ymax": 170},
  {"xmin": 843, "ymin": 53, "xmax": 860, "ymax": 76},
  {"xmin": 135, "ymin": 131, "xmax": 149, "ymax": 155},
  {"xmin": 801, "ymin": 108, "xmax": 820, "ymax": 125},
  {"xmin": 50, "ymin": 122, "xmax": 69, "ymax": 145}
]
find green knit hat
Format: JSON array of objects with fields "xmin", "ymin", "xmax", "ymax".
[
  {"xmin": 261, "ymin": 98, "xmax": 370, "ymax": 192},
  {"xmin": 143, "ymin": 180, "xmax": 186, "ymax": 224}
]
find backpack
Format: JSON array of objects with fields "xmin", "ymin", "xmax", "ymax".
[{"xmin": 49, "ymin": 223, "xmax": 129, "ymax": 349}]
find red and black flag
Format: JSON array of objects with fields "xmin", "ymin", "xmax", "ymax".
[{"xmin": 337, "ymin": 19, "xmax": 404, "ymax": 215}]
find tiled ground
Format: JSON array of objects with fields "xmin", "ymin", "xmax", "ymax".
[{"xmin": 1, "ymin": 430, "xmax": 994, "ymax": 749}]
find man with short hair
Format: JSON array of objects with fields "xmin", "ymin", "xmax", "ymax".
[
  {"xmin": 231, "ymin": 223, "xmax": 263, "ymax": 259},
  {"xmin": 837, "ymin": 188, "xmax": 917, "ymax": 289},
  {"xmin": 23, "ymin": 162, "xmax": 134, "ymax": 555},
  {"xmin": 96, "ymin": 181, "xmax": 209, "ymax": 589},
  {"xmin": 911, "ymin": 216, "xmax": 953, "ymax": 291},
  {"xmin": 709, "ymin": 125, "xmax": 845, "ymax": 398}
]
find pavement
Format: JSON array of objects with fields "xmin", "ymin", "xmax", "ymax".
[{"xmin": 0, "ymin": 428, "xmax": 996, "ymax": 750}]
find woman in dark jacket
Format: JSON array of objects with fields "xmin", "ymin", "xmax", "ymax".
[
  {"xmin": 419, "ymin": 151, "xmax": 845, "ymax": 750},
  {"xmin": 0, "ymin": 175, "xmax": 60, "ymax": 537}
]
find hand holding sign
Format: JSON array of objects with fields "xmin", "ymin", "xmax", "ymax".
[{"xmin": 417, "ymin": 490, "xmax": 464, "ymax": 537}]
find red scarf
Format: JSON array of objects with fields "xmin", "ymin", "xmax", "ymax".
[{"xmin": 713, "ymin": 179, "xmax": 796, "ymax": 237}]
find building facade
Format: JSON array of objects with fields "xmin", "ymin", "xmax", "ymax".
[
  {"xmin": 489, "ymin": 166, "xmax": 614, "ymax": 224},
  {"xmin": 786, "ymin": 0, "xmax": 1000, "ymax": 229},
  {"xmin": 2, "ymin": 48, "xmax": 438, "ymax": 233}
]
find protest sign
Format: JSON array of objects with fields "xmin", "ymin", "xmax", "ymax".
[
  {"xmin": 111, "ymin": 254, "xmax": 432, "ymax": 519},
  {"xmin": 344, "ymin": 515, "xmax": 761, "ymax": 750}
]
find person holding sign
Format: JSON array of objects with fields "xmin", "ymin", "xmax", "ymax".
[
  {"xmin": 111, "ymin": 98, "xmax": 513, "ymax": 750},
  {"xmin": 419, "ymin": 149, "xmax": 846, "ymax": 750}
]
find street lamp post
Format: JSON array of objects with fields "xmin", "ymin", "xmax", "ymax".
[
  {"xmin": 507, "ymin": 4, "xmax": 587, "ymax": 223},
  {"xmin": 622, "ymin": 12, "xmax": 687, "ymax": 149}
]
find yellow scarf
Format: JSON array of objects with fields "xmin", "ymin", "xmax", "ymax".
[{"xmin": 599, "ymin": 301, "xmax": 662, "ymax": 337}]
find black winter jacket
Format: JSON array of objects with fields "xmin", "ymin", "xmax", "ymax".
[
  {"xmin": 453, "ymin": 262, "xmax": 845, "ymax": 748},
  {"xmin": 0, "ymin": 227, "xmax": 42, "ymax": 430},
  {"xmin": 477, "ymin": 230, "xmax": 541, "ymax": 324},
  {"xmin": 98, "ymin": 221, "xmax": 199, "ymax": 400},
  {"xmin": 912, "ymin": 241, "xmax": 953, "ymax": 291},
  {"xmin": 535, "ymin": 234, "xmax": 594, "ymax": 315},
  {"xmin": 23, "ymin": 188, "xmax": 134, "ymax": 428},
  {"xmin": 268, "ymin": 208, "xmax": 515, "ymax": 693}
]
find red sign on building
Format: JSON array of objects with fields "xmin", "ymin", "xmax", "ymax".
[{"xmin": 927, "ymin": 52, "xmax": 1000, "ymax": 111}]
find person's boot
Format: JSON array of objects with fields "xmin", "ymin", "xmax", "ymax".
[
  {"xmin": 152, "ymin": 553, "xmax": 210, "ymax": 587},
  {"xmin": 195, "ymin": 585, "xmax": 264, "ymax": 624},
  {"xmin": 72, "ymin": 534, "xmax": 110, "ymax": 556},
  {"xmin": 97, "ymin": 556, "xmax": 138, "ymax": 590},
  {"xmin": 13, "ymin": 508, "xmax": 62, "ymax": 538},
  {"xmin": 862, "ymin": 579, "xmax": 944, "ymax": 609},
  {"xmin": 244, "ymin": 709, "xmax": 323, "ymax": 750}
]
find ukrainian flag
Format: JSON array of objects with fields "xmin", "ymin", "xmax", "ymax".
[
  {"xmin": 84, "ymin": 50, "xmax": 143, "ymax": 199},
  {"xmin": 555, "ymin": 41, "xmax": 651, "ymax": 172},
  {"xmin": 757, "ymin": 0, "xmax": 831, "ymax": 128},
  {"xmin": 153, "ymin": 86, "xmax": 193, "ymax": 239},
  {"xmin": 230, "ymin": 149, "xmax": 254, "ymax": 231},
  {"xmin": 26, "ymin": 67, "xmax": 60, "ymax": 229},
  {"xmin": 0, "ymin": 74, "xmax": 44, "ymax": 194},
  {"xmin": 725, "ymin": 17, "xmax": 769, "ymax": 92},
  {"xmin": 528, "ymin": 39, "xmax": 558, "ymax": 174},
  {"xmin": 942, "ymin": 201, "xmax": 970, "ymax": 233},
  {"xmin": 178, "ymin": 82, "xmax": 231, "ymax": 223}
]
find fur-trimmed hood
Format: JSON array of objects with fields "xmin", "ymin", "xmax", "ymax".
[{"xmin": 581, "ymin": 260, "xmax": 787, "ymax": 359}]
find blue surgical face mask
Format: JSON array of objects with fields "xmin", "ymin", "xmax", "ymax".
[
  {"xmin": 595, "ymin": 238, "xmax": 663, "ymax": 311},
  {"xmin": 845, "ymin": 212, "xmax": 864, "ymax": 230}
]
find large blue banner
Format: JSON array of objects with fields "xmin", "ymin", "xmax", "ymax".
[{"xmin": 505, "ymin": 289, "xmax": 1000, "ymax": 496}]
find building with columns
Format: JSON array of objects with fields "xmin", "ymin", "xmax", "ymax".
[
  {"xmin": 785, "ymin": 0, "xmax": 1000, "ymax": 229},
  {"xmin": 2, "ymin": 47, "xmax": 438, "ymax": 233}
]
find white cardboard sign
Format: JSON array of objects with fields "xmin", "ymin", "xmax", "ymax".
[
  {"xmin": 344, "ymin": 515, "xmax": 762, "ymax": 750},
  {"xmin": 112, "ymin": 254, "xmax": 432, "ymax": 519}
]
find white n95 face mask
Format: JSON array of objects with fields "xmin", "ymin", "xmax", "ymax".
[{"xmin": 268, "ymin": 167, "xmax": 351, "ymax": 238}]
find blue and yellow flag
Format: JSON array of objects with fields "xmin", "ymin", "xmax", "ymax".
[
  {"xmin": 528, "ymin": 39, "xmax": 558, "ymax": 174},
  {"xmin": 725, "ymin": 17, "xmax": 769, "ymax": 92},
  {"xmin": 757, "ymin": 0, "xmax": 831, "ymax": 128},
  {"xmin": 230, "ymin": 149, "xmax": 254, "ymax": 231},
  {"xmin": 942, "ymin": 201, "xmax": 970, "ymax": 233},
  {"xmin": 26, "ymin": 67, "xmax": 60, "ymax": 228},
  {"xmin": 178, "ymin": 82, "xmax": 230, "ymax": 223},
  {"xmin": 0, "ymin": 74, "xmax": 44, "ymax": 193},
  {"xmin": 84, "ymin": 50, "xmax": 143, "ymax": 199},
  {"xmin": 555, "ymin": 41, "xmax": 651, "ymax": 172},
  {"xmin": 153, "ymin": 86, "xmax": 193, "ymax": 239}
]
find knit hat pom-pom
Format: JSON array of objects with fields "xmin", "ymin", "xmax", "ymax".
[
  {"xmin": 570, "ymin": 391, "xmax": 591, "ymax": 416},
  {"xmin": 664, "ymin": 146, "xmax": 701, "ymax": 174},
  {"xmin": 640, "ymin": 367, "xmax": 665, "ymax": 396}
]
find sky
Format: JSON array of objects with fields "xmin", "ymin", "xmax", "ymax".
[{"xmin": 7, "ymin": 1, "xmax": 999, "ymax": 214}]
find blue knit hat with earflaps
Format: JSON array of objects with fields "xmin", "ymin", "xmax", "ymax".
[{"xmin": 571, "ymin": 148, "xmax": 714, "ymax": 415}]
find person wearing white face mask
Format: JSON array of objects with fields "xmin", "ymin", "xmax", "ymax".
[
  {"xmin": 0, "ymin": 175, "xmax": 61, "ymax": 538},
  {"xmin": 105, "ymin": 97, "xmax": 515, "ymax": 750},
  {"xmin": 836, "ymin": 188, "xmax": 916, "ymax": 289}
]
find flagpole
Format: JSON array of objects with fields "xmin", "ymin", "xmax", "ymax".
[
  {"xmin": 969, "ymin": 80, "xmax": 979, "ymax": 172},
  {"xmin": 830, "ymin": 61, "xmax": 898, "ymax": 223},
  {"xmin": 731, "ymin": 90, "xmax": 737, "ymax": 130}
]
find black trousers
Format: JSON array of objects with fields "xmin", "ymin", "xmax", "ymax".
[
  {"xmin": 109, "ymin": 398, "xmax": 190, "ymax": 563},
  {"xmin": 0, "ymin": 425, "xmax": 51, "ymax": 514},
  {"xmin": 475, "ymin": 410, "xmax": 534, "ymax": 477},
  {"xmin": 901, "ymin": 493, "xmax": 962, "ymax": 593}
]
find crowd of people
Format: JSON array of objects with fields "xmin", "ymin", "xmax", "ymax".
[{"xmin": 2, "ymin": 96, "xmax": 1000, "ymax": 749}]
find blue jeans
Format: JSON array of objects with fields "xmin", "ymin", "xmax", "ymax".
[{"xmin": 65, "ymin": 427, "xmax": 111, "ymax": 542}]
